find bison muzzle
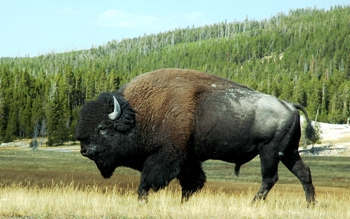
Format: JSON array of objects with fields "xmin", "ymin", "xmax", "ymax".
[{"xmin": 76, "ymin": 68, "xmax": 318, "ymax": 205}]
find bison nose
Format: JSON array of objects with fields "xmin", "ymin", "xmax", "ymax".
[
  {"xmin": 80, "ymin": 148, "xmax": 88, "ymax": 156},
  {"xmin": 80, "ymin": 144, "xmax": 98, "ymax": 158},
  {"xmin": 80, "ymin": 148, "xmax": 96, "ymax": 158}
]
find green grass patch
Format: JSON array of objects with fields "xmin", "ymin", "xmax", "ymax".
[
  {"xmin": 1, "ymin": 149, "xmax": 350, "ymax": 189},
  {"xmin": 203, "ymin": 156, "xmax": 350, "ymax": 188}
]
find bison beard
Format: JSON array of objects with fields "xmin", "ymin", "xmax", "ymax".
[
  {"xmin": 76, "ymin": 68, "xmax": 318, "ymax": 206},
  {"xmin": 94, "ymin": 158, "xmax": 116, "ymax": 178}
]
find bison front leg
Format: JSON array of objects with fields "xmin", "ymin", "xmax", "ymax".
[
  {"xmin": 137, "ymin": 187, "xmax": 149, "ymax": 205},
  {"xmin": 137, "ymin": 150, "xmax": 183, "ymax": 204},
  {"xmin": 177, "ymin": 161, "xmax": 206, "ymax": 203}
]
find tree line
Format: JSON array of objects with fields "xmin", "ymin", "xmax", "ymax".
[{"xmin": 0, "ymin": 5, "xmax": 349, "ymax": 144}]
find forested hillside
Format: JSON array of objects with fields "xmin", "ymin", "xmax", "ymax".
[{"xmin": 0, "ymin": 5, "xmax": 349, "ymax": 144}]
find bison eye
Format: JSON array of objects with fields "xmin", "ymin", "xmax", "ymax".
[
  {"xmin": 98, "ymin": 124, "xmax": 110, "ymax": 136},
  {"xmin": 99, "ymin": 129, "xmax": 108, "ymax": 135}
]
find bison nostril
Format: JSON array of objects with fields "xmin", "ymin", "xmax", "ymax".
[
  {"xmin": 80, "ymin": 148, "xmax": 96, "ymax": 159},
  {"xmin": 80, "ymin": 148, "xmax": 88, "ymax": 156}
]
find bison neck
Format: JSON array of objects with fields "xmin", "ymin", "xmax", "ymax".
[{"xmin": 115, "ymin": 130, "xmax": 150, "ymax": 172}]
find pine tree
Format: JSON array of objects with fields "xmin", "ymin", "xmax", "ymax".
[
  {"xmin": 53, "ymin": 119, "xmax": 69, "ymax": 145},
  {"xmin": 4, "ymin": 109, "xmax": 17, "ymax": 142}
]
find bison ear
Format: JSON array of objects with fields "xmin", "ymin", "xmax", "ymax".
[{"xmin": 109, "ymin": 96, "xmax": 121, "ymax": 120}]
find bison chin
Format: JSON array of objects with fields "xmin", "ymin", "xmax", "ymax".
[{"xmin": 94, "ymin": 159, "xmax": 117, "ymax": 178}]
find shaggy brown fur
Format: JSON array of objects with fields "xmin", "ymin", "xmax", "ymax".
[{"xmin": 122, "ymin": 68, "xmax": 247, "ymax": 151}]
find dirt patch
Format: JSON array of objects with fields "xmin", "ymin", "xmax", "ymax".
[
  {"xmin": 0, "ymin": 138, "xmax": 80, "ymax": 152},
  {"xmin": 300, "ymin": 121, "xmax": 350, "ymax": 156}
]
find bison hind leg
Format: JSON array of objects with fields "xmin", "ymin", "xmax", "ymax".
[
  {"xmin": 281, "ymin": 150, "xmax": 316, "ymax": 206},
  {"xmin": 178, "ymin": 161, "xmax": 206, "ymax": 203}
]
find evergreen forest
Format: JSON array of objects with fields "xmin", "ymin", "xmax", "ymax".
[{"xmin": 1, "ymin": 6, "xmax": 350, "ymax": 144}]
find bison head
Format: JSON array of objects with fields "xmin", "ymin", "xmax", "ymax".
[{"xmin": 75, "ymin": 92, "xmax": 136, "ymax": 178}]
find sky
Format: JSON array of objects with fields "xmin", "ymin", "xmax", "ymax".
[{"xmin": 0, "ymin": 0, "xmax": 348, "ymax": 58}]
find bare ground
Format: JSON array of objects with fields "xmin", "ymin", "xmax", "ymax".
[{"xmin": 300, "ymin": 122, "xmax": 350, "ymax": 156}]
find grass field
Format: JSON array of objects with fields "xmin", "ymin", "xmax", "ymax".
[{"xmin": 1, "ymin": 148, "xmax": 350, "ymax": 218}]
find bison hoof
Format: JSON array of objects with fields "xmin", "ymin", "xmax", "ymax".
[
  {"xmin": 138, "ymin": 199, "xmax": 147, "ymax": 205},
  {"xmin": 138, "ymin": 195, "xmax": 148, "ymax": 205},
  {"xmin": 307, "ymin": 200, "xmax": 317, "ymax": 208}
]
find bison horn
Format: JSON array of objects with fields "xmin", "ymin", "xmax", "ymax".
[{"xmin": 108, "ymin": 96, "xmax": 121, "ymax": 120}]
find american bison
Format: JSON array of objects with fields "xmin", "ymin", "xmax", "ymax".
[{"xmin": 76, "ymin": 68, "xmax": 318, "ymax": 205}]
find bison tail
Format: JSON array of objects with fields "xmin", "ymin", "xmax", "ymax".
[{"xmin": 294, "ymin": 104, "xmax": 319, "ymax": 144}]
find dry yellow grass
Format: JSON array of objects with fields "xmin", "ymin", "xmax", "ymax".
[
  {"xmin": 1, "ymin": 145, "xmax": 350, "ymax": 218},
  {"xmin": 1, "ymin": 181, "xmax": 350, "ymax": 219}
]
